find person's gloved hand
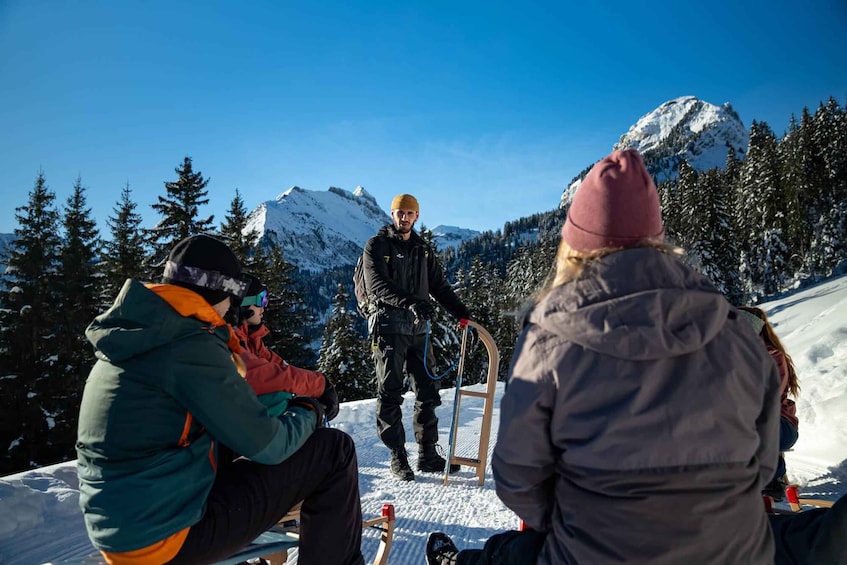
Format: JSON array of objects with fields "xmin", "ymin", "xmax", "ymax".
[
  {"xmin": 289, "ymin": 397, "xmax": 326, "ymax": 428},
  {"xmin": 409, "ymin": 301, "xmax": 435, "ymax": 323},
  {"xmin": 318, "ymin": 374, "xmax": 340, "ymax": 421}
]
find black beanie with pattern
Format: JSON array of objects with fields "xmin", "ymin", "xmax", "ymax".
[{"xmin": 161, "ymin": 234, "xmax": 244, "ymax": 306}]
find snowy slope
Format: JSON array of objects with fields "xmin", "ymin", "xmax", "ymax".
[
  {"xmin": 428, "ymin": 225, "xmax": 481, "ymax": 252},
  {"xmin": 1, "ymin": 274, "xmax": 846, "ymax": 564}
]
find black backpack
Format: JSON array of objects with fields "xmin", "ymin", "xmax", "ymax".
[{"xmin": 352, "ymin": 252, "xmax": 373, "ymax": 318}]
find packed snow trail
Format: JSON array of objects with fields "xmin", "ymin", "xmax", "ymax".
[{"xmin": 2, "ymin": 274, "xmax": 847, "ymax": 564}]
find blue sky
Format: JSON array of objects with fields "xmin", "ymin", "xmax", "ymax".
[{"xmin": 1, "ymin": 0, "xmax": 845, "ymax": 236}]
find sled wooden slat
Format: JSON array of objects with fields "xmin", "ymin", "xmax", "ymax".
[{"xmin": 459, "ymin": 390, "xmax": 489, "ymax": 398}]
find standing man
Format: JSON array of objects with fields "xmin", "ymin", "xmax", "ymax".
[{"xmin": 362, "ymin": 193, "xmax": 471, "ymax": 481}]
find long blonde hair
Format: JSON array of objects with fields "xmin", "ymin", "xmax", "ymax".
[
  {"xmin": 533, "ymin": 238, "xmax": 682, "ymax": 304},
  {"xmin": 737, "ymin": 306, "xmax": 800, "ymax": 397}
]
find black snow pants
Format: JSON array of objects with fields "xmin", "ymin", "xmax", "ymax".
[
  {"xmin": 456, "ymin": 530, "xmax": 547, "ymax": 565},
  {"xmin": 168, "ymin": 428, "xmax": 364, "ymax": 565},
  {"xmin": 373, "ymin": 332, "xmax": 441, "ymax": 451},
  {"xmin": 770, "ymin": 492, "xmax": 847, "ymax": 565}
]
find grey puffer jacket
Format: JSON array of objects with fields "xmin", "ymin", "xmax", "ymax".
[{"xmin": 493, "ymin": 247, "xmax": 780, "ymax": 565}]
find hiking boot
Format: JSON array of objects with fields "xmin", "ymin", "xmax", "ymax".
[
  {"xmin": 426, "ymin": 531, "xmax": 459, "ymax": 565},
  {"xmin": 763, "ymin": 476, "xmax": 787, "ymax": 502},
  {"xmin": 389, "ymin": 448, "xmax": 415, "ymax": 481},
  {"xmin": 418, "ymin": 444, "xmax": 460, "ymax": 474}
]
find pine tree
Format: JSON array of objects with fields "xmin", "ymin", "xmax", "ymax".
[
  {"xmin": 778, "ymin": 114, "xmax": 809, "ymax": 266},
  {"xmin": 0, "ymin": 172, "xmax": 62, "ymax": 473},
  {"xmin": 316, "ymin": 283, "xmax": 373, "ymax": 402},
  {"xmin": 738, "ymin": 120, "xmax": 790, "ymax": 297},
  {"xmin": 220, "ymin": 188, "xmax": 259, "ymax": 265},
  {"xmin": 807, "ymin": 98, "xmax": 847, "ymax": 275},
  {"xmin": 259, "ymin": 247, "xmax": 315, "ymax": 368},
  {"xmin": 417, "ymin": 226, "xmax": 462, "ymax": 387},
  {"xmin": 102, "ymin": 183, "xmax": 147, "ymax": 298},
  {"xmin": 688, "ymin": 168, "xmax": 742, "ymax": 302},
  {"xmin": 461, "ymin": 256, "xmax": 512, "ymax": 384},
  {"xmin": 147, "ymin": 157, "xmax": 215, "ymax": 266},
  {"xmin": 53, "ymin": 177, "xmax": 101, "ymax": 458},
  {"xmin": 675, "ymin": 160, "xmax": 700, "ymax": 251}
]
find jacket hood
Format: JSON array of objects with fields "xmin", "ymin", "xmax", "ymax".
[
  {"xmin": 86, "ymin": 279, "xmax": 229, "ymax": 363},
  {"xmin": 529, "ymin": 248, "xmax": 729, "ymax": 360}
]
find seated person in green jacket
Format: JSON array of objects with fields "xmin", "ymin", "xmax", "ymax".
[{"xmin": 76, "ymin": 234, "xmax": 364, "ymax": 565}]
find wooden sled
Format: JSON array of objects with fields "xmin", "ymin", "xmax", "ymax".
[
  {"xmin": 443, "ymin": 319, "xmax": 499, "ymax": 486},
  {"xmin": 785, "ymin": 485, "xmax": 836, "ymax": 512},
  {"xmin": 45, "ymin": 503, "xmax": 396, "ymax": 565},
  {"xmin": 763, "ymin": 485, "xmax": 835, "ymax": 515}
]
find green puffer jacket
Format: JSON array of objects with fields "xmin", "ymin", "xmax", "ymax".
[{"xmin": 76, "ymin": 279, "xmax": 318, "ymax": 553}]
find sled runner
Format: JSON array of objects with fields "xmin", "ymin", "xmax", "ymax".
[{"xmin": 44, "ymin": 503, "xmax": 396, "ymax": 565}]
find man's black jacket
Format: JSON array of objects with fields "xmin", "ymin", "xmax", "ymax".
[{"xmin": 362, "ymin": 224, "xmax": 470, "ymax": 335}]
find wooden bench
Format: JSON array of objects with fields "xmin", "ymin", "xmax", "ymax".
[{"xmin": 45, "ymin": 503, "xmax": 396, "ymax": 565}]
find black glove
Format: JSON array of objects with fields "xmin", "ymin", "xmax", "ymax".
[
  {"xmin": 318, "ymin": 374, "xmax": 340, "ymax": 421},
  {"xmin": 409, "ymin": 301, "xmax": 435, "ymax": 323},
  {"xmin": 289, "ymin": 397, "xmax": 325, "ymax": 428}
]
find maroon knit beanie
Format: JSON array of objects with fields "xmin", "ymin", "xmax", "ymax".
[{"xmin": 561, "ymin": 149, "xmax": 664, "ymax": 252}]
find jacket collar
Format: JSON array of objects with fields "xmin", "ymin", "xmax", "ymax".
[{"xmin": 146, "ymin": 284, "xmax": 242, "ymax": 354}]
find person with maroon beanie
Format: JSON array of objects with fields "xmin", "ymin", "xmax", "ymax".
[{"xmin": 426, "ymin": 149, "xmax": 782, "ymax": 564}]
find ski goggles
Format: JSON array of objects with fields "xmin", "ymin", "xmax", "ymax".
[
  {"xmin": 162, "ymin": 261, "xmax": 249, "ymax": 299},
  {"xmin": 241, "ymin": 288, "xmax": 269, "ymax": 308}
]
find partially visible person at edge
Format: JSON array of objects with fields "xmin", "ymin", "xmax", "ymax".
[
  {"xmin": 426, "ymin": 149, "xmax": 783, "ymax": 565},
  {"xmin": 234, "ymin": 272, "xmax": 339, "ymax": 421},
  {"xmin": 361, "ymin": 193, "xmax": 471, "ymax": 481},
  {"xmin": 76, "ymin": 234, "xmax": 363, "ymax": 565},
  {"xmin": 738, "ymin": 305, "xmax": 800, "ymax": 502}
]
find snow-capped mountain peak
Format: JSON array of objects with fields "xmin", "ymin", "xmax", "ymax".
[
  {"xmin": 245, "ymin": 186, "xmax": 390, "ymax": 272},
  {"xmin": 561, "ymin": 95, "xmax": 748, "ymax": 206}
]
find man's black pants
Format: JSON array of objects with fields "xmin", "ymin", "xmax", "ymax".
[
  {"xmin": 373, "ymin": 332, "xmax": 441, "ymax": 450},
  {"xmin": 169, "ymin": 428, "xmax": 364, "ymax": 565}
]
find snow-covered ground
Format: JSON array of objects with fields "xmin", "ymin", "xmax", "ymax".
[{"xmin": 1, "ymin": 274, "xmax": 846, "ymax": 564}]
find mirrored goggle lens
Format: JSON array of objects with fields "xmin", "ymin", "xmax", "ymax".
[
  {"xmin": 242, "ymin": 288, "xmax": 269, "ymax": 308},
  {"xmin": 257, "ymin": 289, "xmax": 269, "ymax": 308}
]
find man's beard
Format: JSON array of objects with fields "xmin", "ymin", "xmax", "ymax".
[{"xmin": 394, "ymin": 221, "xmax": 415, "ymax": 234}]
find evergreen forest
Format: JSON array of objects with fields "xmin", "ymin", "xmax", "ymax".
[{"xmin": 1, "ymin": 98, "xmax": 845, "ymax": 476}]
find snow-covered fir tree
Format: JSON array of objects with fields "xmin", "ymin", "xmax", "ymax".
[
  {"xmin": 52, "ymin": 178, "xmax": 101, "ymax": 455},
  {"xmin": 251, "ymin": 246, "xmax": 315, "ymax": 368},
  {"xmin": 1, "ymin": 173, "xmax": 62, "ymax": 474},
  {"xmin": 316, "ymin": 283, "xmax": 373, "ymax": 402},
  {"xmin": 220, "ymin": 188, "xmax": 259, "ymax": 265},
  {"xmin": 146, "ymin": 156, "xmax": 215, "ymax": 268},
  {"xmin": 102, "ymin": 183, "xmax": 147, "ymax": 299}
]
